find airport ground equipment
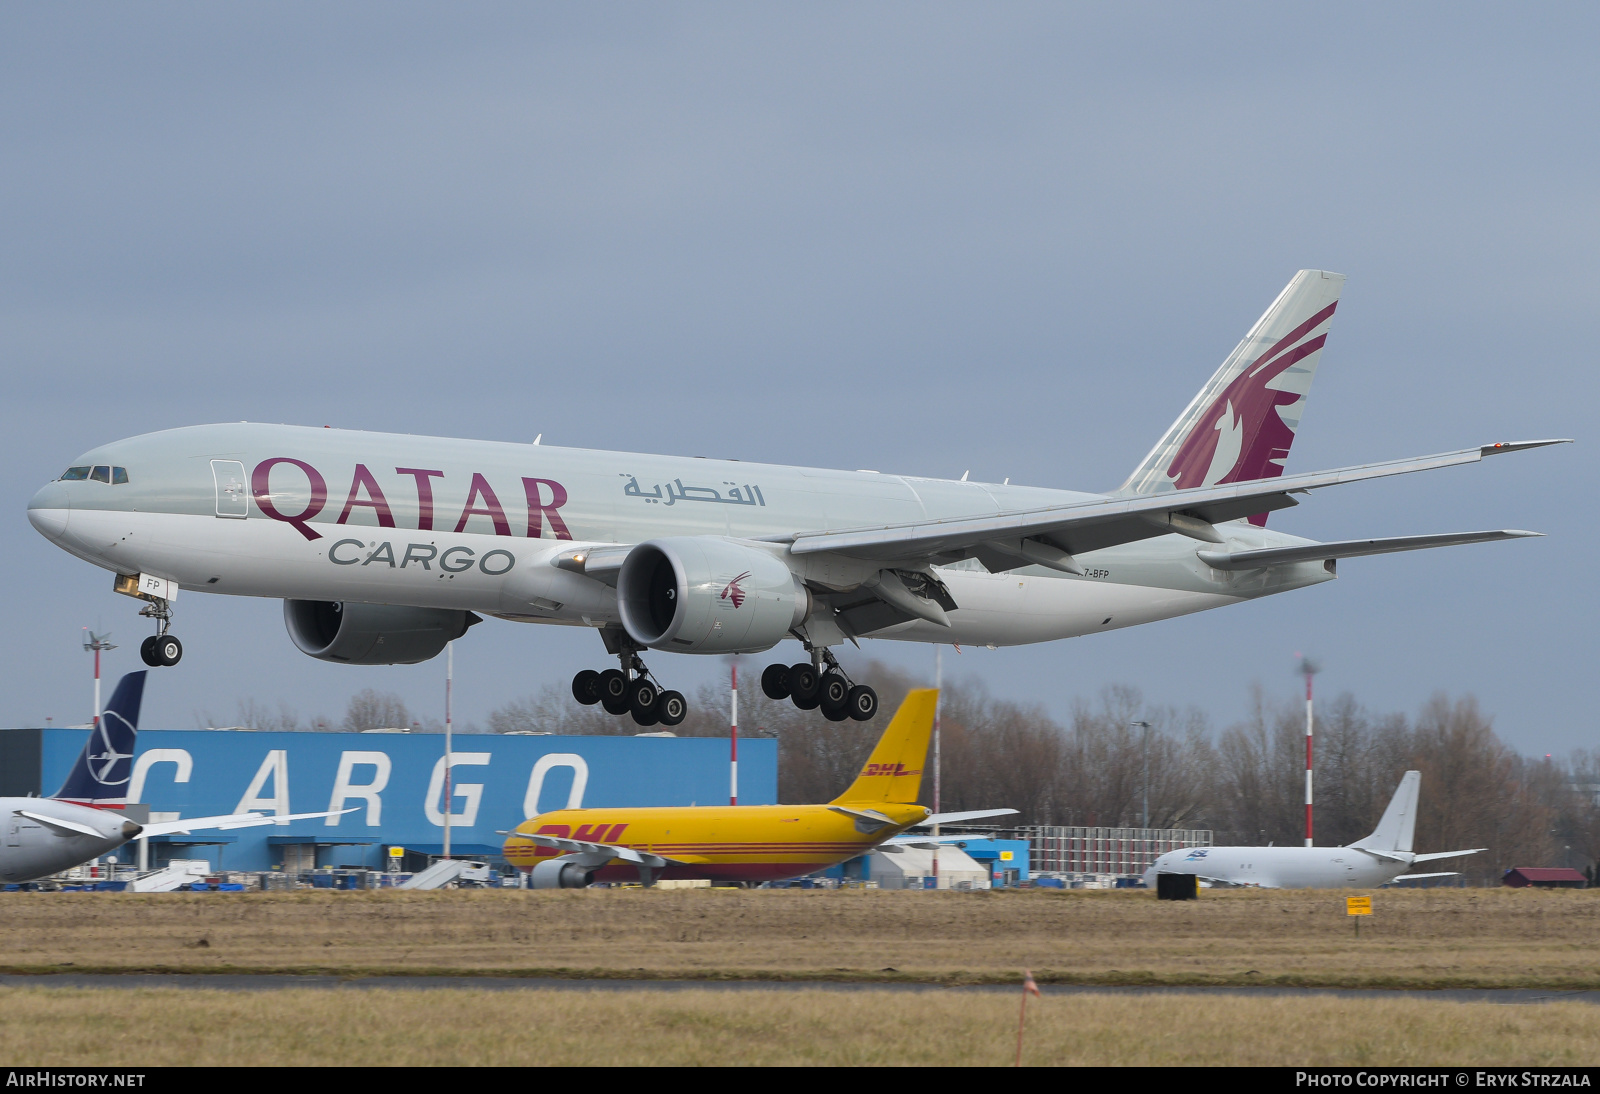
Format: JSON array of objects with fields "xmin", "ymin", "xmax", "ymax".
[
  {"xmin": 1156, "ymin": 873, "xmax": 1199, "ymax": 900},
  {"xmin": 29, "ymin": 272, "xmax": 1566, "ymax": 725}
]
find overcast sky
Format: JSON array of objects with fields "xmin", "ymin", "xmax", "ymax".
[{"xmin": 3, "ymin": 4, "xmax": 1594, "ymax": 752}]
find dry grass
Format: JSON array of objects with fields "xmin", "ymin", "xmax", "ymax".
[
  {"xmin": 1, "ymin": 887, "xmax": 1597, "ymax": 989},
  {"xmin": 0, "ymin": 985, "xmax": 1595, "ymax": 1066}
]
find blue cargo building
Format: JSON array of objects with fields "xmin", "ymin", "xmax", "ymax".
[{"xmin": 0, "ymin": 727, "xmax": 775, "ymax": 873}]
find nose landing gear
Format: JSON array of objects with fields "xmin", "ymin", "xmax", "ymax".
[
  {"xmin": 760, "ymin": 648, "xmax": 877, "ymax": 721},
  {"xmin": 136, "ymin": 598, "xmax": 182, "ymax": 667}
]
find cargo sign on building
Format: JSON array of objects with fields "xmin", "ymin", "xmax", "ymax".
[{"xmin": 0, "ymin": 728, "xmax": 776, "ymax": 873}]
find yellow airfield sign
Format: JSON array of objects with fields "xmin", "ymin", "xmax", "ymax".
[{"xmin": 1346, "ymin": 896, "xmax": 1373, "ymax": 916}]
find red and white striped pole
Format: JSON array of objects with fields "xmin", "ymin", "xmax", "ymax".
[
  {"xmin": 729, "ymin": 663, "xmax": 738, "ymax": 806},
  {"xmin": 1298, "ymin": 656, "xmax": 1318, "ymax": 847}
]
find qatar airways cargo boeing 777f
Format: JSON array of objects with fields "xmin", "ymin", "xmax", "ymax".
[{"xmin": 28, "ymin": 271, "xmax": 1565, "ymax": 726}]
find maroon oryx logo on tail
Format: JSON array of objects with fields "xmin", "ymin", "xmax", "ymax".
[
  {"xmin": 1167, "ymin": 300, "xmax": 1337, "ymax": 503},
  {"xmin": 720, "ymin": 571, "xmax": 752, "ymax": 608}
]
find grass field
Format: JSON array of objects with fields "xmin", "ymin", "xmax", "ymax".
[
  {"xmin": 1, "ymin": 985, "xmax": 1596, "ymax": 1066},
  {"xmin": 1, "ymin": 886, "xmax": 1597, "ymax": 989}
]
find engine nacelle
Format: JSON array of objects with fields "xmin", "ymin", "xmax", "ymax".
[
  {"xmin": 617, "ymin": 537, "xmax": 808, "ymax": 654},
  {"xmin": 529, "ymin": 859, "xmax": 594, "ymax": 889},
  {"xmin": 284, "ymin": 600, "xmax": 481, "ymax": 665}
]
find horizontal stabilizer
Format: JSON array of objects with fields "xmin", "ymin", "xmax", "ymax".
[
  {"xmin": 913, "ymin": 808, "xmax": 1020, "ymax": 827},
  {"xmin": 881, "ymin": 833, "xmax": 991, "ymax": 849},
  {"xmin": 1410, "ymin": 848, "xmax": 1485, "ymax": 864},
  {"xmin": 1197, "ymin": 530, "xmax": 1542, "ymax": 571},
  {"xmin": 15, "ymin": 809, "xmax": 103, "ymax": 839},
  {"xmin": 139, "ymin": 807, "xmax": 353, "ymax": 837}
]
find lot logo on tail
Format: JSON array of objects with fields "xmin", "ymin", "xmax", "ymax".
[{"xmin": 1167, "ymin": 302, "xmax": 1337, "ymax": 494}]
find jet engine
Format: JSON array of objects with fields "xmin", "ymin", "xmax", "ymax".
[
  {"xmin": 616, "ymin": 537, "xmax": 808, "ymax": 654},
  {"xmin": 529, "ymin": 859, "xmax": 594, "ymax": 889},
  {"xmin": 284, "ymin": 600, "xmax": 481, "ymax": 665}
]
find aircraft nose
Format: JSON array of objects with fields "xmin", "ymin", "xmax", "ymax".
[{"xmin": 27, "ymin": 483, "xmax": 70, "ymax": 542}]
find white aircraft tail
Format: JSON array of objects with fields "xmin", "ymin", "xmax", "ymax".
[
  {"xmin": 1119, "ymin": 270, "xmax": 1345, "ymax": 524},
  {"xmin": 1353, "ymin": 770, "xmax": 1421, "ymax": 854}
]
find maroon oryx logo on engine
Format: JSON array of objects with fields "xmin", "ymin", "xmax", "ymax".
[{"xmin": 720, "ymin": 571, "xmax": 752, "ymax": 608}]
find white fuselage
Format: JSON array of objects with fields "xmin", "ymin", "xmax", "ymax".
[
  {"xmin": 1143, "ymin": 845, "xmax": 1405, "ymax": 889},
  {"xmin": 27, "ymin": 423, "xmax": 1335, "ymax": 652},
  {"xmin": 0, "ymin": 798, "xmax": 141, "ymax": 884}
]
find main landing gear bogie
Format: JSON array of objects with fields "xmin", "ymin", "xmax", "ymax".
[
  {"xmin": 572, "ymin": 660, "xmax": 686, "ymax": 728},
  {"xmin": 761, "ymin": 656, "xmax": 877, "ymax": 722}
]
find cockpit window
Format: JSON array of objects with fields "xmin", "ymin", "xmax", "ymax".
[
  {"xmin": 90, "ymin": 466, "xmax": 111, "ymax": 483},
  {"xmin": 112, "ymin": 467, "xmax": 128, "ymax": 484},
  {"xmin": 60, "ymin": 467, "xmax": 90, "ymax": 480}
]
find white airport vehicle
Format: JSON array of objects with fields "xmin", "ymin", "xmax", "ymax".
[
  {"xmin": 28, "ymin": 270, "xmax": 1566, "ymax": 725},
  {"xmin": 1142, "ymin": 771, "xmax": 1483, "ymax": 889}
]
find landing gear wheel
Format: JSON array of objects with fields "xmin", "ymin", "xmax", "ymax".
[
  {"xmin": 845, "ymin": 685, "xmax": 878, "ymax": 722},
  {"xmin": 154, "ymin": 635, "xmax": 183, "ymax": 667},
  {"xmin": 760, "ymin": 663, "xmax": 790, "ymax": 701},
  {"xmin": 140, "ymin": 636, "xmax": 161, "ymax": 667},
  {"xmin": 628, "ymin": 680, "xmax": 660, "ymax": 726},
  {"xmin": 656, "ymin": 690, "xmax": 687, "ymax": 727},
  {"xmin": 818, "ymin": 672, "xmax": 849, "ymax": 708},
  {"xmin": 598, "ymin": 669, "xmax": 629, "ymax": 715},
  {"xmin": 571, "ymin": 669, "xmax": 602, "ymax": 706},
  {"xmin": 788, "ymin": 663, "xmax": 821, "ymax": 709},
  {"xmin": 819, "ymin": 672, "xmax": 850, "ymax": 721}
]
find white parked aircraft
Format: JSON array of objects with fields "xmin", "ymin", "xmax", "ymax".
[
  {"xmin": 1, "ymin": 671, "xmax": 344, "ymax": 884},
  {"xmin": 28, "ymin": 270, "xmax": 1565, "ymax": 725},
  {"xmin": 1143, "ymin": 771, "xmax": 1483, "ymax": 889}
]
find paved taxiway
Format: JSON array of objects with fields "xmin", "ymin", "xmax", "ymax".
[{"xmin": 2, "ymin": 974, "xmax": 1595, "ymax": 1005}]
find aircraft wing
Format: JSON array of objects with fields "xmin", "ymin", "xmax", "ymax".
[
  {"xmin": 1410, "ymin": 848, "xmax": 1486, "ymax": 863},
  {"xmin": 139, "ymin": 808, "xmax": 354, "ymax": 837},
  {"xmin": 500, "ymin": 830, "xmax": 681, "ymax": 868},
  {"xmin": 1392, "ymin": 872, "xmax": 1461, "ymax": 881},
  {"xmin": 782, "ymin": 441, "xmax": 1567, "ymax": 566}
]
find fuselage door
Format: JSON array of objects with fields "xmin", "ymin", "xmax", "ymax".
[{"xmin": 211, "ymin": 460, "xmax": 248, "ymax": 518}]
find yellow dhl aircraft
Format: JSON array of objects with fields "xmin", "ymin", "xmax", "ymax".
[{"xmin": 502, "ymin": 689, "xmax": 1016, "ymax": 887}]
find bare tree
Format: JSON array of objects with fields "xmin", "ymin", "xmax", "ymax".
[{"xmin": 343, "ymin": 689, "xmax": 412, "ymax": 732}]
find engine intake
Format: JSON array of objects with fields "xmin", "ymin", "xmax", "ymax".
[
  {"xmin": 529, "ymin": 860, "xmax": 594, "ymax": 889},
  {"xmin": 284, "ymin": 600, "xmax": 480, "ymax": 665},
  {"xmin": 617, "ymin": 537, "xmax": 808, "ymax": 654}
]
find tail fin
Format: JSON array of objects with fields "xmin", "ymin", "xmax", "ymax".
[
  {"xmin": 830, "ymin": 689, "xmax": 938, "ymax": 805},
  {"xmin": 54, "ymin": 670, "xmax": 144, "ymax": 806},
  {"xmin": 1353, "ymin": 770, "xmax": 1420, "ymax": 854},
  {"xmin": 1119, "ymin": 269, "xmax": 1345, "ymax": 524}
]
